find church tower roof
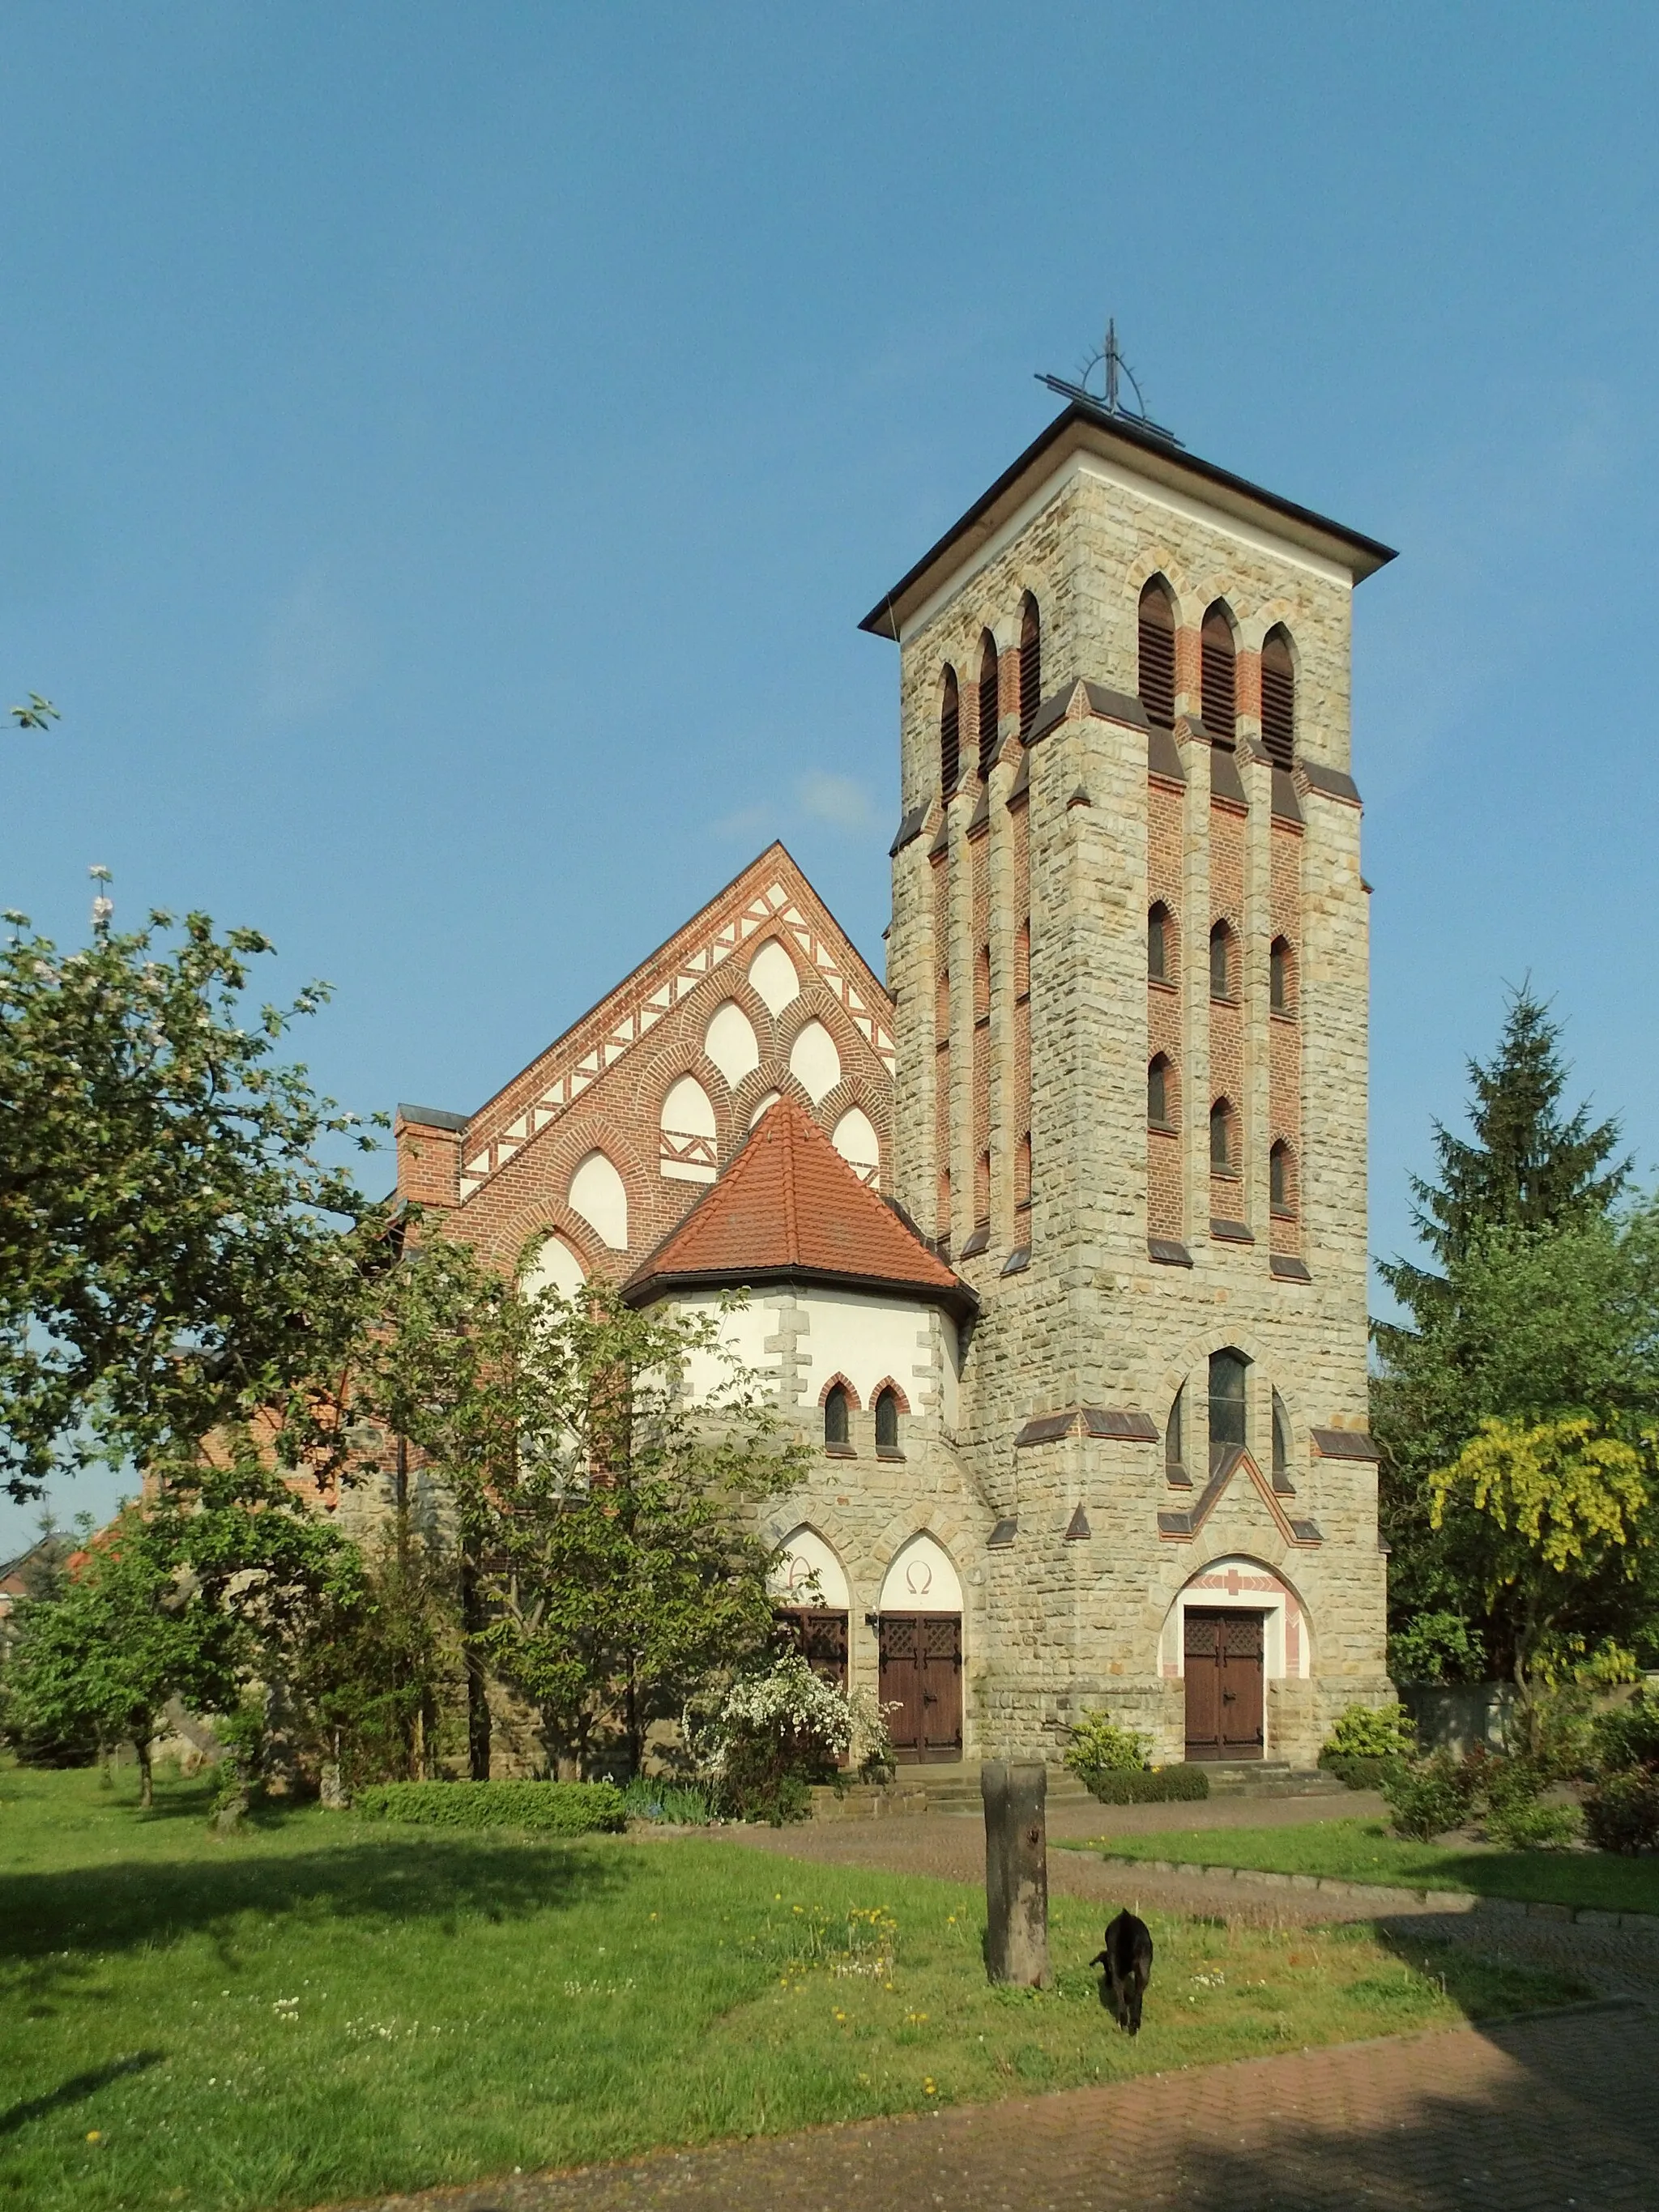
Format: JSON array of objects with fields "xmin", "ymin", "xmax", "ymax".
[
  {"xmin": 624, "ymin": 1094, "xmax": 975, "ymax": 1319},
  {"xmin": 859, "ymin": 394, "xmax": 1396, "ymax": 642}
]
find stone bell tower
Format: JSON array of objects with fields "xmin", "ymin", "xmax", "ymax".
[{"xmin": 863, "ymin": 363, "xmax": 1397, "ymax": 1766}]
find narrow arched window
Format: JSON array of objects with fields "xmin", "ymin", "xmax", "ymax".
[
  {"xmin": 940, "ymin": 667, "xmax": 960, "ymax": 798},
  {"xmin": 1272, "ymin": 1388, "xmax": 1291, "ymax": 1481},
  {"xmin": 1018, "ymin": 595, "xmax": 1041, "ymax": 734},
  {"xmin": 874, "ymin": 1387, "xmax": 900, "ymax": 1453},
  {"xmin": 823, "ymin": 1384, "xmax": 850, "ymax": 1449},
  {"xmin": 1201, "ymin": 603, "xmax": 1236, "ymax": 744},
  {"xmin": 977, "ymin": 633, "xmax": 1000, "ymax": 780},
  {"xmin": 1148, "ymin": 903, "xmax": 1171, "ymax": 982},
  {"xmin": 1209, "ymin": 921, "xmax": 1232, "ymax": 1001},
  {"xmin": 1138, "ymin": 578, "xmax": 1176, "ymax": 729},
  {"xmin": 1270, "ymin": 936, "xmax": 1292, "ymax": 1015},
  {"xmin": 1166, "ymin": 1384, "xmax": 1185, "ymax": 1477},
  {"xmin": 1270, "ymin": 1140, "xmax": 1295, "ymax": 1215},
  {"xmin": 1261, "ymin": 627, "xmax": 1295, "ymax": 770},
  {"xmin": 1209, "ymin": 1348, "xmax": 1248, "ymax": 1457},
  {"xmin": 1148, "ymin": 1055, "xmax": 1171, "ymax": 1128},
  {"xmin": 1209, "ymin": 1098, "xmax": 1235, "ymax": 1171}
]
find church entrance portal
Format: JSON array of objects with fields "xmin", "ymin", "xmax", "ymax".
[
  {"xmin": 879, "ymin": 1613, "xmax": 962, "ymax": 1760},
  {"xmin": 1184, "ymin": 1610, "xmax": 1265, "ymax": 1759}
]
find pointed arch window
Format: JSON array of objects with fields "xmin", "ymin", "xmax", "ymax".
[
  {"xmin": 1138, "ymin": 578, "xmax": 1176, "ymax": 729},
  {"xmin": 1201, "ymin": 603, "xmax": 1236, "ymax": 744},
  {"xmin": 823, "ymin": 1384, "xmax": 851, "ymax": 1451},
  {"xmin": 1148, "ymin": 1055, "xmax": 1174, "ymax": 1130},
  {"xmin": 977, "ymin": 633, "xmax": 1000, "ymax": 780},
  {"xmin": 1209, "ymin": 921, "xmax": 1234, "ymax": 1002},
  {"xmin": 1272, "ymin": 1389, "xmax": 1292, "ymax": 1485},
  {"xmin": 1270, "ymin": 936, "xmax": 1293, "ymax": 1016},
  {"xmin": 874, "ymin": 1387, "xmax": 901, "ymax": 1454},
  {"xmin": 1209, "ymin": 1097, "xmax": 1235, "ymax": 1173},
  {"xmin": 1270, "ymin": 1140, "xmax": 1296, "ymax": 1216},
  {"xmin": 940, "ymin": 667, "xmax": 960, "ymax": 798},
  {"xmin": 1166, "ymin": 1384, "xmax": 1186, "ymax": 1480},
  {"xmin": 1209, "ymin": 1349, "xmax": 1248, "ymax": 1460},
  {"xmin": 1149, "ymin": 902, "xmax": 1172, "ymax": 983},
  {"xmin": 1261, "ymin": 627, "xmax": 1295, "ymax": 770},
  {"xmin": 1018, "ymin": 595, "xmax": 1042, "ymax": 734}
]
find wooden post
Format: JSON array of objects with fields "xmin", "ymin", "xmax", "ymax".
[{"xmin": 981, "ymin": 1759, "xmax": 1049, "ymax": 1986}]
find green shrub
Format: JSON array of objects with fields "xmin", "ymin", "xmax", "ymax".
[
  {"xmin": 1081, "ymin": 1765, "xmax": 1209, "ymax": 1805},
  {"xmin": 1580, "ymin": 1769, "xmax": 1659, "ymax": 1855},
  {"xmin": 1064, "ymin": 1715, "xmax": 1151, "ymax": 1784},
  {"xmin": 1475, "ymin": 1750, "xmax": 1546, "ymax": 1818},
  {"xmin": 620, "ymin": 1776, "xmax": 714, "ymax": 1825},
  {"xmin": 352, "ymin": 1780, "xmax": 625, "ymax": 1835},
  {"xmin": 1593, "ymin": 1687, "xmax": 1659, "ymax": 1778},
  {"xmin": 1485, "ymin": 1800, "xmax": 1581, "ymax": 1852},
  {"xmin": 1321, "ymin": 1701, "xmax": 1417, "ymax": 1762},
  {"xmin": 1382, "ymin": 1750, "xmax": 1477, "ymax": 1841},
  {"xmin": 712, "ymin": 1758, "xmax": 813, "ymax": 1826},
  {"xmin": 1317, "ymin": 1751, "xmax": 1410, "ymax": 1792}
]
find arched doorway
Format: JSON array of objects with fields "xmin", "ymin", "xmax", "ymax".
[
  {"xmin": 877, "ymin": 1534, "xmax": 963, "ymax": 1762},
  {"xmin": 1162, "ymin": 1558, "xmax": 1310, "ymax": 1762},
  {"xmin": 768, "ymin": 1527, "xmax": 850, "ymax": 1690}
]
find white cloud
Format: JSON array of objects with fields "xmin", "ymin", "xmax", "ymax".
[{"xmin": 797, "ymin": 771, "xmax": 874, "ymax": 831}]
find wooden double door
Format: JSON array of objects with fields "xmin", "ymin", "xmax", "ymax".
[
  {"xmin": 1184, "ymin": 1610, "xmax": 1265, "ymax": 1760},
  {"xmin": 879, "ymin": 1613, "xmax": 962, "ymax": 1761}
]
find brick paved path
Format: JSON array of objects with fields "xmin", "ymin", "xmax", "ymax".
[{"xmin": 352, "ymin": 2005, "xmax": 1659, "ymax": 2212}]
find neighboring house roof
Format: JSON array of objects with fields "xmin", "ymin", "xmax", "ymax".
[{"xmin": 624, "ymin": 1095, "xmax": 975, "ymax": 1320}]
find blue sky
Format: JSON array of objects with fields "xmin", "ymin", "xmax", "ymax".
[{"xmin": 2, "ymin": 4, "xmax": 1656, "ymax": 1547}]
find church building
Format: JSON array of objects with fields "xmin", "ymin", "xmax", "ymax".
[{"xmin": 391, "ymin": 381, "xmax": 1396, "ymax": 1771}]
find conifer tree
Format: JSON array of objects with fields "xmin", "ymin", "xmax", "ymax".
[
  {"xmin": 1377, "ymin": 984, "xmax": 1627, "ymax": 1329},
  {"xmin": 1372, "ymin": 987, "xmax": 1657, "ymax": 1682}
]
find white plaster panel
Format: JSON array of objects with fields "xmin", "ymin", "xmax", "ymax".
[
  {"xmin": 704, "ymin": 1000, "xmax": 761, "ymax": 1089},
  {"xmin": 831, "ymin": 1105, "xmax": 881, "ymax": 1183},
  {"xmin": 788, "ymin": 1018, "xmax": 841, "ymax": 1102},
  {"xmin": 522, "ymin": 1234, "xmax": 586, "ymax": 1299},
  {"xmin": 768, "ymin": 1524, "xmax": 851, "ymax": 1609},
  {"xmin": 661, "ymin": 1074, "xmax": 716, "ymax": 1138},
  {"xmin": 568, "ymin": 1150, "xmax": 629, "ymax": 1249},
  {"xmin": 748, "ymin": 1089, "xmax": 783, "ymax": 1127},
  {"xmin": 880, "ymin": 1532, "xmax": 962, "ymax": 1613},
  {"xmin": 793, "ymin": 1286, "xmax": 931, "ymax": 1409},
  {"xmin": 672, "ymin": 1289, "xmax": 781, "ymax": 1405},
  {"xmin": 748, "ymin": 937, "xmax": 800, "ymax": 1016}
]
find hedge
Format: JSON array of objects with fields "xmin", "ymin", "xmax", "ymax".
[
  {"xmin": 1081, "ymin": 1766, "xmax": 1210, "ymax": 1805},
  {"xmin": 351, "ymin": 1780, "xmax": 626, "ymax": 1835},
  {"xmin": 1318, "ymin": 1751, "xmax": 1411, "ymax": 1792}
]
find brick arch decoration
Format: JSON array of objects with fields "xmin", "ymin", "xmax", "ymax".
[
  {"xmin": 817, "ymin": 1371, "xmax": 861, "ymax": 1412},
  {"xmin": 1155, "ymin": 1550, "xmax": 1316, "ymax": 1681},
  {"xmin": 867, "ymin": 1377, "xmax": 911, "ymax": 1416},
  {"xmin": 496, "ymin": 1196, "xmax": 612, "ymax": 1286},
  {"xmin": 486, "ymin": 1123, "xmax": 655, "ymax": 1278}
]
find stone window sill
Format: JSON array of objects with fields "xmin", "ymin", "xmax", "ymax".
[
  {"xmin": 823, "ymin": 1443, "xmax": 857, "ymax": 1460},
  {"xmin": 1149, "ymin": 975, "xmax": 1178, "ymax": 995},
  {"xmin": 876, "ymin": 1447, "xmax": 906, "ymax": 1463},
  {"xmin": 1148, "ymin": 1118, "xmax": 1178, "ymax": 1136}
]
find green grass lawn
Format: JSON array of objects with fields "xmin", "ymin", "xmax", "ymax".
[
  {"xmin": 1, "ymin": 1764, "xmax": 1590, "ymax": 2212},
  {"xmin": 1067, "ymin": 1815, "xmax": 1659, "ymax": 1913}
]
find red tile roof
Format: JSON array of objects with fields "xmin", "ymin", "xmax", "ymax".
[{"xmin": 624, "ymin": 1096, "xmax": 974, "ymax": 1317}]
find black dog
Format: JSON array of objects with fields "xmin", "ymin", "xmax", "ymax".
[{"xmin": 1091, "ymin": 1909, "xmax": 1154, "ymax": 2034}]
